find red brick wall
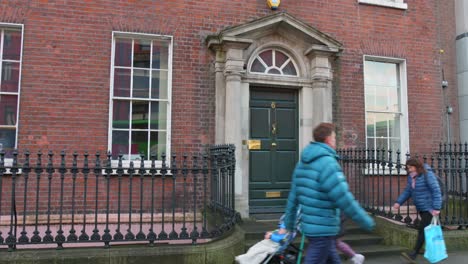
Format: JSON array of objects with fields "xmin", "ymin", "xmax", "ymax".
[{"xmin": 0, "ymin": 0, "xmax": 457, "ymax": 155}]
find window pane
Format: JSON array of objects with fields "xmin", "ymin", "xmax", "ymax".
[
  {"xmin": 132, "ymin": 101, "xmax": 149, "ymax": 129},
  {"xmin": 375, "ymin": 113, "xmax": 388, "ymax": 137},
  {"xmin": 0, "ymin": 62, "xmax": 19, "ymax": 92},
  {"xmin": 259, "ymin": 50, "xmax": 272, "ymax": 66},
  {"xmin": 365, "ymin": 61, "xmax": 400, "ymax": 111},
  {"xmin": 268, "ymin": 68, "xmax": 281, "ymax": 74},
  {"xmin": 0, "ymin": 95, "xmax": 17, "ymax": 126},
  {"xmin": 364, "ymin": 61, "xmax": 397, "ymax": 86},
  {"xmin": 390, "ymin": 138, "xmax": 401, "ymax": 154},
  {"xmin": 3, "ymin": 30, "xmax": 21, "ymax": 60},
  {"xmin": 133, "ymin": 39, "xmax": 151, "ymax": 68},
  {"xmin": 152, "ymin": 41, "xmax": 169, "ymax": 70},
  {"xmin": 375, "ymin": 85, "xmax": 388, "ymax": 111},
  {"xmin": 112, "ymin": 130, "xmax": 129, "ymax": 159},
  {"xmin": 150, "ymin": 101, "xmax": 167, "ymax": 130},
  {"xmin": 131, "ymin": 131, "xmax": 148, "ymax": 158},
  {"xmin": 388, "ymin": 84, "xmax": 400, "ymax": 112},
  {"xmin": 1, "ymin": 62, "xmax": 20, "ymax": 93},
  {"xmin": 112, "ymin": 100, "xmax": 130, "ymax": 128},
  {"xmin": 282, "ymin": 61, "xmax": 297, "ymax": 76},
  {"xmin": 133, "ymin": 69, "xmax": 149, "ymax": 98},
  {"xmin": 114, "ymin": 38, "xmax": 132, "ymax": 67},
  {"xmin": 251, "ymin": 59, "xmax": 266, "ymax": 73},
  {"xmin": 366, "ymin": 114, "xmax": 375, "ymax": 137},
  {"xmin": 113, "ymin": 68, "xmax": 131, "ymax": 97},
  {"xmin": 275, "ymin": 50, "xmax": 288, "ymax": 67},
  {"xmin": 365, "ymin": 85, "xmax": 376, "ymax": 110},
  {"xmin": 151, "ymin": 70, "xmax": 168, "ymax": 99},
  {"xmin": 0, "ymin": 128, "xmax": 16, "ymax": 158},
  {"xmin": 388, "ymin": 114, "xmax": 400, "ymax": 138},
  {"xmin": 367, "ymin": 138, "xmax": 375, "ymax": 151},
  {"xmin": 376, "ymin": 138, "xmax": 387, "ymax": 151},
  {"xmin": 150, "ymin": 131, "xmax": 166, "ymax": 158}
]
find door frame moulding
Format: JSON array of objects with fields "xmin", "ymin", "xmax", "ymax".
[{"xmin": 206, "ymin": 12, "xmax": 342, "ymax": 217}]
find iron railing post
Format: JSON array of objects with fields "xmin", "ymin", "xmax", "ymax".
[
  {"xmin": 6, "ymin": 150, "xmax": 18, "ymax": 251},
  {"xmin": 91, "ymin": 152, "xmax": 101, "ymax": 242},
  {"xmin": 190, "ymin": 155, "xmax": 200, "ymax": 244},
  {"xmin": 158, "ymin": 153, "xmax": 168, "ymax": 240},
  {"xmin": 125, "ymin": 161, "xmax": 135, "ymax": 241},
  {"xmin": 79, "ymin": 152, "xmax": 90, "ymax": 241},
  {"xmin": 169, "ymin": 154, "xmax": 178, "ymax": 240},
  {"xmin": 19, "ymin": 150, "xmax": 30, "ymax": 244}
]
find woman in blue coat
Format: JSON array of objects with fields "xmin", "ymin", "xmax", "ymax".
[{"xmin": 393, "ymin": 158, "xmax": 442, "ymax": 263}]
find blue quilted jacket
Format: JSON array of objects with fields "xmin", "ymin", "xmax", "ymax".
[
  {"xmin": 396, "ymin": 165, "xmax": 442, "ymax": 211},
  {"xmin": 283, "ymin": 142, "xmax": 375, "ymax": 237}
]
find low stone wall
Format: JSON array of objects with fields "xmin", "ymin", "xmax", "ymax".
[
  {"xmin": 374, "ymin": 216, "xmax": 468, "ymax": 251},
  {"xmin": 0, "ymin": 226, "xmax": 245, "ymax": 264}
]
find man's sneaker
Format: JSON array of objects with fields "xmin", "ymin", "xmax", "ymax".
[
  {"xmin": 350, "ymin": 253, "xmax": 365, "ymax": 264},
  {"xmin": 401, "ymin": 251, "xmax": 417, "ymax": 263}
]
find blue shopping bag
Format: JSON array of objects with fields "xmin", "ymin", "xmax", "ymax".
[{"xmin": 424, "ymin": 215, "xmax": 448, "ymax": 263}]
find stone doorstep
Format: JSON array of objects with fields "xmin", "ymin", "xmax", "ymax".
[
  {"xmin": 240, "ymin": 220, "xmax": 407, "ymax": 259},
  {"xmin": 0, "ymin": 212, "xmax": 202, "ymax": 226}
]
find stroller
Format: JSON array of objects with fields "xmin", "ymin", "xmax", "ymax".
[{"xmin": 261, "ymin": 210, "xmax": 305, "ymax": 264}]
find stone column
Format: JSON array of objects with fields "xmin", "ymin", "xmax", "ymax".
[
  {"xmin": 214, "ymin": 48, "xmax": 226, "ymax": 144},
  {"xmin": 223, "ymin": 47, "xmax": 248, "ymax": 216},
  {"xmin": 299, "ymin": 85, "xmax": 314, "ymax": 150},
  {"xmin": 308, "ymin": 50, "xmax": 334, "ymax": 129}
]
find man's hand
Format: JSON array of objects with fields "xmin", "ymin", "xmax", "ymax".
[
  {"xmin": 264, "ymin": 232, "xmax": 272, "ymax": 239},
  {"xmin": 393, "ymin": 203, "xmax": 400, "ymax": 210},
  {"xmin": 431, "ymin": 210, "xmax": 440, "ymax": 216}
]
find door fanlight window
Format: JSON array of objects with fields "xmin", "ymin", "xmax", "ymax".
[{"xmin": 250, "ymin": 49, "xmax": 298, "ymax": 76}]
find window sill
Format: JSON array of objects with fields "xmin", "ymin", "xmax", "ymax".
[{"xmin": 358, "ymin": 0, "xmax": 408, "ymax": 10}]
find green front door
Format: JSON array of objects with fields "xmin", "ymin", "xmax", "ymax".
[{"xmin": 249, "ymin": 87, "xmax": 298, "ymax": 214}]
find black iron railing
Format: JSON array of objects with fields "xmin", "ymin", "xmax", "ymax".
[
  {"xmin": 338, "ymin": 143, "xmax": 468, "ymax": 229},
  {"xmin": 0, "ymin": 145, "xmax": 239, "ymax": 251}
]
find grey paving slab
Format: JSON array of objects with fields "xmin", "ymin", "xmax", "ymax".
[{"xmin": 362, "ymin": 251, "xmax": 467, "ymax": 264}]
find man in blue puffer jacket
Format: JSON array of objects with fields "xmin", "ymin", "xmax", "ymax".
[
  {"xmin": 393, "ymin": 158, "xmax": 442, "ymax": 263},
  {"xmin": 284, "ymin": 123, "xmax": 375, "ymax": 264}
]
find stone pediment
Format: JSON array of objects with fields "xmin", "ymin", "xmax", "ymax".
[{"xmin": 207, "ymin": 12, "xmax": 342, "ymax": 54}]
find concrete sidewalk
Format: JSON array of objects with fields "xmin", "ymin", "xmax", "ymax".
[{"xmin": 363, "ymin": 251, "xmax": 466, "ymax": 264}]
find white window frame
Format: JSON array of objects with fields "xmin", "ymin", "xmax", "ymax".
[
  {"xmin": 363, "ymin": 55, "xmax": 409, "ymax": 163},
  {"xmin": 249, "ymin": 48, "xmax": 299, "ymax": 77},
  {"xmin": 108, "ymin": 31, "xmax": 173, "ymax": 165},
  {"xmin": 358, "ymin": 0, "xmax": 407, "ymax": 10},
  {"xmin": 0, "ymin": 23, "xmax": 24, "ymax": 164}
]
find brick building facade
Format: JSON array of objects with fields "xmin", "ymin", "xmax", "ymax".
[{"xmin": 0, "ymin": 0, "xmax": 458, "ymax": 217}]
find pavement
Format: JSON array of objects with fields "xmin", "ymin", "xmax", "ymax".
[{"xmin": 361, "ymin": 251, "xmax": 467, "ymax": 264}]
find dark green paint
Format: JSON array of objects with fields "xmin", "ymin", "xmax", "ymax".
[{"xmin": 249, "ymin": 87, "xmax": 298, "ymax": 214}]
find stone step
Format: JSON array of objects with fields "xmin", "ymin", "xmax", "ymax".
[
  {"xmin": 245, "ymin": 233, "xmax": 383, "ymax": 250},
  {"xmin": 342, "ymin": 244, "xmax": 408, "ymax": 258},
  {"xmin": 240, "ymin": 218, "xmax": 409, "ymax": 261},
  {"xmin": 244, "ymin": 241, "xmax": 406, "ymax": 263},
  {"xmin": 242, "ymin": 220, "xmax": 372, "ymax": 240}
]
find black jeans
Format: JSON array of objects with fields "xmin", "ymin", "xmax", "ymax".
[{"xmin": 414, "ymin": 211, "xmax": 433, "ymax": 254}]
